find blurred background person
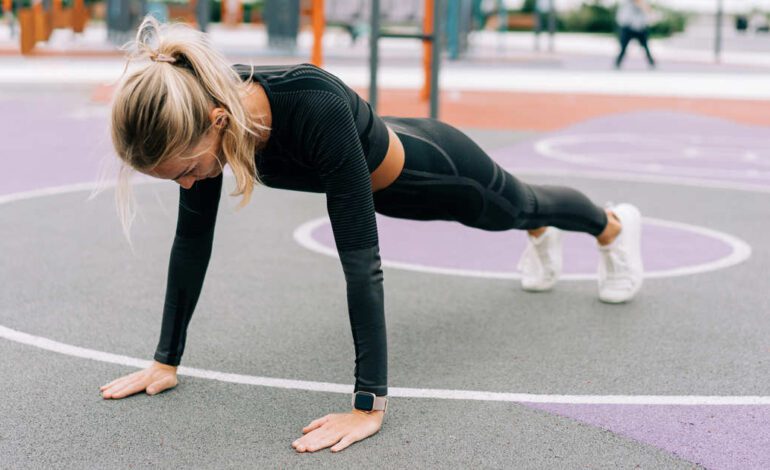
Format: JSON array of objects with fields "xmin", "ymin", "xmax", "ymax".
[
  {"xmin": 615, "ymin": 0, "xmax": 656, "ymax": 69},
  {"xmin": 534, "ymin": 0, "xmax": 556, "ymax": 52}
]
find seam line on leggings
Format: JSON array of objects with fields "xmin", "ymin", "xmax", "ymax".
[
  {"xmin": 493, "ymin": 166, "xmax": 507, "ymax": 195},
  {"xmin": 395, "ymin": 131, "xmax": 459, "ymax": 176},
  {"xmin": 487, "ymin": 164, "xmax": 499, "ymax": 192}
]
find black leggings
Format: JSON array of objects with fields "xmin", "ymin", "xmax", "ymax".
[
  {"xmin": 615, "ymin": 26, "xmax": 655, "ymax": 67},
  {"xmin": 374, "ymin": 117, "xmax": 608, "ymax": 237}
]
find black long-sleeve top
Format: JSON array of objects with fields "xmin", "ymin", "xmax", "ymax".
[{"xmin": 153, "ymin": 63, "xmax": 391, "ymax": 396}]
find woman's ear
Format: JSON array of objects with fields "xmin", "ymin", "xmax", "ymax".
[{"xmin": 210, "ymin": 107, "xmax": 228, "ymax": 129}]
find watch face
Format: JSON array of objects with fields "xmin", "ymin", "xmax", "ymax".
[{"xmin": 354, "ymin": 392, "xmax": 375, "ymax": 411}]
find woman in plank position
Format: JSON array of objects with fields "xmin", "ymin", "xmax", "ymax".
[{"xmin": 100, "ymin": 17, "xmax": 643, "ymax": 453}]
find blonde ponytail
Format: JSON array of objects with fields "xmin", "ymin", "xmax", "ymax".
[{"xmin": 111, "ymin": 15, "xmax": 268, "ymax": 239}]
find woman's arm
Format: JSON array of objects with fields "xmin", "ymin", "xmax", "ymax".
[
  {"xmin": 290, "ymin": 89, "xmax": 387, "ymax": 452},
  {"xmin": 154, "ymin": 173, "xmax": 223, "ymax": 365},
  {"xmin": 308, "ymin": 91, "xmax": 387, "ymax": 397},
  {"xmin": 101, "ymin": 173, "xmax": 222, "ymax": 399}
]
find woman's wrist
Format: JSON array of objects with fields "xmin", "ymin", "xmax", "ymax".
[
  {"xmin": 152, "ymin": 360, "xmax": 178, "ymax": 371},
  {"xmin": 352, "ymin": 391, "xmax": 388, "ymax": 414},
  {"xmin": 352, "ymin": 409, "xmax": 385, "ymax": 420}
]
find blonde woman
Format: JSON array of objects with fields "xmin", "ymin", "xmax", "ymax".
[{"xmin": 100, "ymin": 16, "xmax": 643, "ymax": 453}]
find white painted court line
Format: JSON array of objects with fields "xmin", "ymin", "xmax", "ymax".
[
  {"xmin": 294, "ymin": 214, "xmax": 751, "ymax": 281},
  {"xmin": 2, "ymin": 324, "xmax": 770, "ymax": 406},
  {"xmin": 511, "ymin": 167, "xmax": 770, "ymax": 195},
  {"xmin": 0, "ymin": 174, "xmax": 765, "ymax": 407},
  {"xmin": 534, "ymin": 134, "xmax": 770, "ymax": 180}
]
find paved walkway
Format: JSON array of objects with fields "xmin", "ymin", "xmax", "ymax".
[{"xmin": 3, "ymin": 21, "xmax": 770, "ymax": 113}]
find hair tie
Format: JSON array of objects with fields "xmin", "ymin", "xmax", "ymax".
[{"xmin": 151, "ymin": 53, "xmax": 177, "ymax": 64}]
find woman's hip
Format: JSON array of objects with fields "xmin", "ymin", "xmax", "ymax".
[{"xmin": 373, "ymin": 117, "xmax": 534, "ymax": 229}]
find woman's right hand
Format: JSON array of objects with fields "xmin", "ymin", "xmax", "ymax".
[{"xmin": 100, "ymin": 361, "xmax": 178, "ymax": 399}]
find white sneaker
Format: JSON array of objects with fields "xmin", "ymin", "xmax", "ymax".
[
  {"xmin": 598, "ymin": 203, "xmax": 644, "ymax": 303},
  {"xmin": 517, "ymin": 227, "xmax": 563, "ymax": 292}
]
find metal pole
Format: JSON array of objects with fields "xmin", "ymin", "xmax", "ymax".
[
  {"xmin": 459, "ymin": 0, "xmax": 472, "ymax": 54},
  {"xmin": 447, "ymin": 0, "xmax": 459, "ymax": 60},
  {"xmin": 429, "ymin": 0, "xmax": 441, "ymax": 119},
  {"xmin": 369, "ymin": 0, "xmax": 380, "ymax": 112},
  {"xmin": 714, "ymin": 0, "xmax": 723, "ymax": 62},
  {"xmin": 196, "ymin": 0, "xmax": 210, "ymax": 31},
  {"xmin": 10, "ymin": 0, "xmax": 18, "ymax": 37},
  {"xmin": 496, "ymin": 0, "xmax": 504, "ymax": 32},
  {"xmin": 547, "ymin": 0, "xmax": 555, "ymax": 52}
]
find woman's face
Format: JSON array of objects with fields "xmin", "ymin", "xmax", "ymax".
[{"xmin": 146, "ymin": 124, "xmax": 225, "ymax": 190}]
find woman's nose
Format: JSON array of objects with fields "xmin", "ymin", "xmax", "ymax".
[{"xmin": 177, "ymin": 175, "xmax": 195, "ymax": 189}]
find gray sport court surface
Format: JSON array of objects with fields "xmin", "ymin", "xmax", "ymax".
[{"xmin": 1, "ymin": 89, "xmax": 769, "ymax": 469}]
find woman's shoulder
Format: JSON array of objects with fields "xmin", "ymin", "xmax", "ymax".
[
  {"xmin": 232, "ymin": 63, "xmax": 303, "ymax": 81},
  {"xmin": 233, "ymin": 63, "xmax": 350, "ymax": 100}
]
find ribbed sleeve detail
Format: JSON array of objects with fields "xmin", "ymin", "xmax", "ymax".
[
  {"xmin": 154, "ymin": 174, "xmax": 222, "ymax": 366},
  {"xmin": 274, "ymin": 89, "xmax": 379, "ymax": 252},
  {"xmin": 270, "ymin": 87, "xmax": 387, "ymax": 395}
]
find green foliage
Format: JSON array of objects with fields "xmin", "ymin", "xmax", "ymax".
[
  {"xmin": 209, "ymin": 0, "xmax": 220, "ymax": 22},
  {"xmin": 208, "ymin": 0, "xmax": 263, "ymax": 22},
  {"xmin": 554, "ymin": 1, "xmax": 687, "ymax": 37},
  {"xmin": 560, "ymin": 2, "xmax": 616, "ymax": 33},
  {"xmin": 648, "ymin": 7, "xmax": 687, "ymax": 37},
  {"xmin": 520, "ymin": 0, "xmax": 536, "ymax": 14}
]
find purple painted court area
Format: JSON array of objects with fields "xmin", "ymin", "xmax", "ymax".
[
  {"xmin": 310, "ymin": 215, "xmax": 734, "ymax": 276},
  {"xmin": 527, "ymin": 403, "xmax": 770, "ymax": 470},
  {"xmin": 0, "ymin": 95, "xmax": 113, "ymax": 196},
  {"xmin": 489, "ymin": 111, "xmax": 770, "ymax": 188}
]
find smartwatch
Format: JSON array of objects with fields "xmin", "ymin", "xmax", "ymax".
[{"xmin": 352, "ymin": 391, "xmax": 388, "ymax": 413}]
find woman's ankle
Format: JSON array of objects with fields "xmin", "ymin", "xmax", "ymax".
[
  {"xmin": 528, "ymin": 227, "xmax": 547, "ymax": 239},
  {"xmin": 597, "ymin": 210, "xmax": 622, "ymax": 246}
]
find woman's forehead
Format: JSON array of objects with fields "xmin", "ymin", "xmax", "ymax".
[
  {"xmin": 148, "ymin": 157, "xmax": 187, "ymax": 178},
  {"xmin": 171, "ymin": 136, "xmax": 212, "ymax": 162},
  {"xmin": 146, "ymin": 129, "xmax": 216, "ymax": 175}
]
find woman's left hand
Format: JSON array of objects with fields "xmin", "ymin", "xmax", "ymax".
[{"xmin": 292, "ymin": 410, "xmax": 384, "ymax": 453}]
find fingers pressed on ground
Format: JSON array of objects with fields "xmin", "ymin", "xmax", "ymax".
[
  {"xmin": 312, "ymin": 415, "xmax": 331, "ymax": 427},
  {"xmin": 331, "ymin": 436, "xmax": 354, "ymax": 452},
  {"xmin": 309, "ymin": 430, "xmax": 342, "ymax": 452},
  {"xmin": 102, "ymin": 383, "xmax": 127, "ymax": 398},
  {"xmin": 110, "ymin": 380, "xmax": 146, "ymax": 398},
  {"xmin": 294, "ymin": 428, "xmax": 330, "ymax": 452},
  {"xmin": 100, "ymin": 376, "xmax": 131, "ymax": 391},
  {"xmin": 147, "ymin": 376, "xmax": 175, "ymax": 395},
  {"xmin": 302, "ymin": 416, "xmax": 329, "ymax": 434},
  {"xmin": 99, "ymin": 379, "xmax": 121, "ymax": 391}
]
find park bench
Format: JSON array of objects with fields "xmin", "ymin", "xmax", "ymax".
[{"xmin": 17, "ymin": 0, "xmax": 87, "ymax": 54}]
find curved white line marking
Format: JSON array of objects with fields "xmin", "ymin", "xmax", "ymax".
[
  {"xmin": 2, "ymin": 324, "xmax": 769, "ymax": 406},
  {"xmin": 0, "ymin": 179, "xmax": 763, "ymax": 406},
  {"xmin": 534, "ymin": 133, "xmax": 770, "ymax": 180},
  {"xmin": 505, "ymin": 167, "xmax": 770, "ymax": 195},
  {"xmin": 294, "ymin": 215, "xmax": 751, "ymax": 281}
]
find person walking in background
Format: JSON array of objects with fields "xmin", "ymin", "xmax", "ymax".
[
  {"xmin": 534, "ymin": 0, "xmax": 556, "ymax": 52},
  {"xmin": 615, "ymin": 0, "xmax": 656, "ymax": 69}
]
